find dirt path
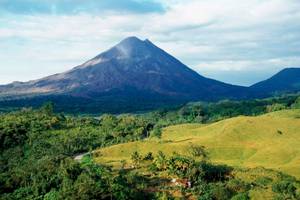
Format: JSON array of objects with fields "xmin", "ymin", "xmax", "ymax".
[{"xmin": 74, "ymin": 152, "xmax": 90, "ymax": 161}]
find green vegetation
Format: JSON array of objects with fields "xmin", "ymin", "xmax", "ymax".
[
  {"xmin": 1, "ymin": 95, "xmax": 300, "ymax": 199},
  {"xmin": 8, "ymin": 95, "xmax": 294, "ymax": 140},
  {"xmin": 95, "ymin": 148, "xmax": 300, "ymax": 199},
  {"xmin": 142, "ymin": 94, "xmax": 298, "ymax": 137},
  {"xmin": 292, "ymin": 96, "xmax": 300, "ymax": 109},
  {"xmin": 96, "ymin": 109, "xmax": 300, "ymax": 178},
  {"xmin": 0, "ymin": 104, "xmax": 154, "ymax": 199},
  {"xmin": 94, "ymin": 106, "xmax": 300, "ymax": 198}
]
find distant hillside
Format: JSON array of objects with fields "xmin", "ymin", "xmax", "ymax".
[
  {"xmin": 94, "ymin": 109, "xmax": 300, "ymax": 178},
  {"xmin": 3, "ymin": 36, "xmax": 245, "ymax": 99},
  {"xmin": 0, "ymin": 37, "xmax": 299, "ymax": 113},
  {"xmin": 251, "ymin": 68, "xmax": 300, "ymax": 94},
  {"xmin": 0, "ymin": 37, "xmax": 250, "ymax": 113}
]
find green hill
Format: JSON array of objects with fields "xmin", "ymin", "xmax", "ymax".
[{"xmin": 94, "ymin": 109, "xmax": 300, "ymax": 178}]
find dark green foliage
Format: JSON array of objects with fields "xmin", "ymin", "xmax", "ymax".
[
  {"xmin": 154, "ymin": 192, "xmax": 175, "ymax": 200},
  {"xmin": 194, "ymin": 183, "xmax": 214, "ymax": 200},
  {"xmin": 201, "ymin": 163, "xmax": 233, "ymax": 182},
  {"xmin": 143, "ymin": 152, "xmax": 154, "ymax": 161},
  {"xmin": 291, "ymin": 96, "xmax": 300, "ymax": 108},
  {"xmin": 111, "ymin": 172, "xmax": 135, "ymax": 200},
  {"xmin": 131, "ymin": 151, "xmax": 142, "ymax": 168},
  {"xmin": 178, "ymin": 104, "xmax": 205, "ymax": 123},
  {"xmin": 0, "ymin": 93, "xmax": 186, "ymax": 114},
  {"xmin": 254, "ymin": 176, "xmax": 273, "ymax": 187},
  {"xmin": 211, "ymin": 183, "xmax": 233, "ymax": 200},
  {"xmin": 226, "ymin": 179, "xmax": 251, "ymax": 193},
  {"xmin": 152, "ymin": 151, "xmax": 168, "ymax": 171},
  {"xmin": 150, "ymin": 153, "xmax": 247, "ymax": 200},
  {"xmin": 166, "ymin": 154, "xmax": 194, "ymax": 177},
  {"xmin": 0, "ymin": 107, "xmax": 61, "ymax": 150},
  {"xmin": 0, "ymin": 106, "xmax": 154, "ymax": 199},
  {"xmin": 272, "ymin": 181, "xmax": 297, "ymax": 197},
  {"xmin": 144, "ymin": 95, "xmax": 299, "ymax": 133},
  {"xmin": 150, "ymin": 125, "xmax": 162, "ymax": 138},
  {"xmin": 1, "ymin": 96, "xmax": 300, "ymax": 199},
  {"xmin": 193, "ymin": 171, "xmax": 251, "ymax": 200},
  {"xmin": 231, "ymin": 192, "xmax": 250, "ymax": 200},
  {"xmin": 40, "ymin": 101, "xmax": 55, "ymax": 115}
]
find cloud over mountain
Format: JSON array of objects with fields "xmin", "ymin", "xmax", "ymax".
[{"xmin": 0, "ymin": 0, "xmax": 300, "ymax": 85}]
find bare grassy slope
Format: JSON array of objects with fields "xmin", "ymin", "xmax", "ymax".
[{"xmin": 95, "ymin": 109, "xmax": 300, "ymax": 178}]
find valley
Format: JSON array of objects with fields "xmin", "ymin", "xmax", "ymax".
[
  {"xmin": 1, "ymin": 95, "xmax": 300, "ymax": 199},
  {"xmin": 0, "ymin": 37, "xmax": 300, "ymax": 200},
  {"xmin": 2, "ymin": 0, "xmax": 300, "ymax": 199}
]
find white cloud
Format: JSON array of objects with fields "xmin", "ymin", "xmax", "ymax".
[{"xmin": 0, "ymin": 0, "xmax": 300, "ymax": 85}]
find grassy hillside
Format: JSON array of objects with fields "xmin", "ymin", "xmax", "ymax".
[{"xmin": 94, "ymin": 109, "xmax": 300, "ymax": 178}]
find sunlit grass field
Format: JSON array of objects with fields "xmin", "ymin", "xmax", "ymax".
[{"xmin": 94, "ymin": 109, "xmax": 300, "ymax": 178}]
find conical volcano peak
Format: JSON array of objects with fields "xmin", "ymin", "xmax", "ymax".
[
  {"xmin": 78, "ymin": 36, "xmax": 158, "ymax": 68},
  {"xmin": 116, "ymin": 36, "xmax": 148, "ymax": 49},
  {"xmin": 118, "ymin": 36, "xmax": 144, "ymax": 44},
  {"xmin": 117, "ymin": 36, "xmax": 154, "ymax": 45},
  {"xmin": 104, "ymin": 36, "xmax": 158, "ymax": 59},
  {"xmin": 0, "ymin": 35, "xmax": 256, "ymax": 113},
  {"xmin": 115, "ymin": 36, "xmax": 149, "ymax": 50}
]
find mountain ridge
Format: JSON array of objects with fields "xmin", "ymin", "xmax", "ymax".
[
  {"xmin": 0, "ymin": 36, "xmax": 248, "ymax": 99},
  {"xmin": 0, "ymin": 36, "xmax": 299, "ymax": 113},
  {"xmin": 251, "ymin": 67, "xmax": 300, "ymax": 94}
]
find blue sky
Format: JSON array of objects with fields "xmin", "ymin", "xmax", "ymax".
[
  {"xmin": 0, "ymin": 0, "xmax": 300, "ymax": 86},
  {"xmin": 0, "ymin": 0, "xmax": 164, "ymax": 14}
]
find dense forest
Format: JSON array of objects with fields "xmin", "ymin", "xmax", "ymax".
[{"xmin": 1, "ymin": 95, "xmax": 300, "ymax": 199}]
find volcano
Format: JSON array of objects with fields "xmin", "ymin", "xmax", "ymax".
[{"xmin": 0, "ymin": 36, "xmax": 250, "ymax": 113}]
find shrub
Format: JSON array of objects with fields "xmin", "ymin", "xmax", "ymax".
[
  {"xmin": 227, "ymin": 179, "xmax": 251, "ymax": 193},
  {"xmin": 202, "ymin": 163, "xmax": 233, "ymax": 182},
  {"xmin": 143, "ymin": 152, "xmax": 154, "ymax": 161},
  {"xmin": 254, "ymin": 176, "xmax": 273, "ymax": 187},
  {"xmin": 153, "ymin": 151, "xmax": 168, "ymax": 171},
  {"xmin": 231, "ymin": 192, "xmax": 249, "ymax": 200},
  {"xmin": 154, "ymin": 192, "xmax": 174, "ymax": 200},
  {"xmin": 131, "ymin": 151, "xmax": 142, "ymax": 168},
  {"xmin": 186, "ymin": 163, "xmax": 205, "ymax": 183},
  {"xmin": 266, "ymin": 103, "xmax": 286, "ymax": 112},
  {"xmin": 188, "ymin": 144, "xmax": 208, "ymax": 160},
  {"xmin": 120, "ymin": 160, "xmax": 127, "ymax": 169},
  {"xmin": 150, "ymin": 126, "xmax": 162, "ymax": 138},
  {"xmin": 291, "ymin": 97, "xmax": 300, "ymax": 109},
  {"xmin": 272, "ymin": 181, "xmax": 296, "ymax": 197},
  {"xmin": 167, "ymin": 154, "xmax": 194, "ymax": 177},
  {"xmin": 193, "ymin": 183, "xmax": 213, "ymax": 200},
  {"xmin": 276, "ymin": 130, "xmax": 283, "ymax": 135},
  {"xmin": 211, "ymin": 183, "xmax": 233, "ymax": 200}
]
